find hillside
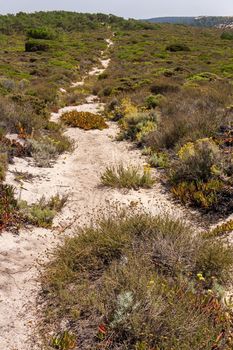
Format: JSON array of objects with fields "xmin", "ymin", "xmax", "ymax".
[
  {"xmin": 144, "ymin": 16, "xmax": 233, "ymax": 28},
  {"xmin": 0, "ymin": 11, "xmax": 232, "ymax": 350}
]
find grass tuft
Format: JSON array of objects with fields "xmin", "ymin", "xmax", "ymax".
[{"xmin": 101, "ymin": 163, "xmax": 155, "ymax": 189}]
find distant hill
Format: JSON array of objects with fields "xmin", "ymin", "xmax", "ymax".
[{"xmin": 143, "ymin": 16, "xmax": 233, "ymax": 28}]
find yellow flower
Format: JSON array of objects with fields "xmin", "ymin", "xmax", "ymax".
[
  {"xmin": 197, "ymin": 273, "xmax": 205, "ymax": 281},
  {"xmin": 147, "ymin": 279, "xmax": 155, "ymax": 288},
  {"xmin": 177, "ymin": 142, "xmax": 195, "ymax": 160}
]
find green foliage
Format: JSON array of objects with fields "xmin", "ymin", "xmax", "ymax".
[
  {"xmin": 30, "ymin": 134, "xmax": 71, "ymax": 167},
  {"xmin": 25, "ymin": 39, "xmax": 50, "ymax": 52},
  {"xmin": 149, "ymin": 152, "xmax": 169, "ymax": 168},
  {"xmin": 206, "ymin": 220, "xmax": 233, "ymax": 239},
  {"xmin": 42, "ymin": 212, "xmax": 233, "ymax": 349},
  {"xmin": 101, "ymin": 163, "xmax": 155, "ymax": 189},
  {"xmin": 20, "ymin": 194, "xmax": 67, "ymax": 228},
  {"xmin": 0, "ymin": 11, "xmax": 157, "ymax": 35},
  {"xmin": 145, "ymin": 94, "xmax": 165, "ymax": 109},
  {"xmin": 52, "ymin": 331, "xmax": 76, "ymax": 350},
  {"xmin": 0, "ymin": 152, "xmax": 8, "ymax": 181},
  {"xmin": 118, "ymin": 110, "xmax": 157, "ymax": 143},
  {"xmin": 187, "ymin": 72, "xmax": 219, "ymax": 82},
  {"xmin": 168, "ymin": 139, "xmax": 230, "ymax": 210},
  {"xmin": 147, "ymin": 83, "xmax": 232, "ymax": 150},
  {"xmin": 171, "ymin": 179, "xmax": 223, "ymax": 209},
  {"xmin": 220, "ymin": 31, "xmax": 233, "ymax": 40},
  {"xmin": 166, "ymin": 43, "xmax": 190, "ymax": 52},
  {"xmin": 27, "ymin": 27, "xmax": 56, "ymax": 40},
  {"xmin": 0, "ymin": 184, "xmax": 21, "ymax": 232},
  {"xmin": 171, "ymin": 138, "xmax": 221, "ymax": 183}
]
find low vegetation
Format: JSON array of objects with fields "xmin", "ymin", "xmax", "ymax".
[
  {"xmin": 98, "ymin": 24, "xmax": 233, "ymax": 217},
  {"xmin": 0, "ymin": 11, "xmax": 233, "ymax": 349},
  {"xmin": 61, "ymin": 111, "xmax": 108, "ymax": 130},
  {"xmin": 101, "ymin": 163, "xmax": 155, "ymax": 189},
  {"xmin": 42, "ymin": 212, "xmax": 233, "ymax": 349},
  {"xmin": 19, "ymin": 194, "xmax": 67, "ymax": 228}
]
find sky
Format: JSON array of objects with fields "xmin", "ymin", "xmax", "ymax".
[{"xmin": 0, "ymin": 0, "xmax": 233, "ymax": 18}]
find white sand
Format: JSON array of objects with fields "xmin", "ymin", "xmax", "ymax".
[{"xmin": 0, "ymin": 37, "xmax": 231, "ymax": 350}]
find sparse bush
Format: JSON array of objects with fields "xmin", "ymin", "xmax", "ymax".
[
  {"xmin": 171, "ymin": 138, "xmax": 221, "ymax": 183},
  {"xmin": 0, "ymin": 78, "xmax": 16, "ymax": 91},
  {"xmin": 30, "ymin": 134, "xmax": 70, "ymax": 167},
  {"xmin": 20, "ymin": 194, "xmax": 67, "ymax": 228},
  {"xmin": 0, "ymin": 97, "xmax": 46, "ymax": 134},
  {"xmin": 61, "ymin": 111, "xmax": 108, "ymax": 130},
  {"xmin": 147, "ymin": 83, "xmax": 232, "ymax": 150},
  {"xmin": 101, "ymin": 163, "xmax": 155, "ymax": 189}
]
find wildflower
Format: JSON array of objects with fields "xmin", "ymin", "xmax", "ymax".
[
  {"xmin": 98, "ymin": 324, "xmax": 107, "ymax": 335},
  {"xmin": 147, "ymin": 279, "xmax": 155, "ymax": 288},
  {"xmin": 197, "ymin": 272, "xmax": 205, "ymax": 281}
]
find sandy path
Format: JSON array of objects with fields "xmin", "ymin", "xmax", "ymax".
[{"xmin": 0, "ymin": 38, "xmax": 201, "ymax": 350}]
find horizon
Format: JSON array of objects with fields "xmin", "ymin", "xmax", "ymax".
[
  {"xmin": 0, "ymin": 0, "xmax": 233, "ymax": 18},
  {"xmin": 1, "ymin": 11, "xmax": 233, "ymax": 20}
]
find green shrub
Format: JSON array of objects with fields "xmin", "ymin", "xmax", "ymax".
[
  {"xmin": 51, "ymin": 331, "xmax": 76, "ymax": 350},
  {"xmin": 30, "ymin": 134, "xmax": 70, "ymax": 167},
  {"xmin": 206, "ymin": 219, "xmax": 233, "ymax": 238},
  {"xmin": 101, "ymin": 164, "xmax": 155, "ymax": 189},
  {"xmin": 187, "ymin": 72, "xmax": 219, "ymax": 82},
  {"xmin": 166, "ymin": 43, "xmax": 190, "ymax": 52},
  {"xmin": 146, "ymin": 83, "xmax": 232, "ymax": 150},
  {"xmin": 221, "ymin": 31, "xmax": 233, "ymax": 40},
  {"xmin": 61, "ymin": 111, "xmax": 108, "ymax": 130},
  {"xmin": 25, "ymin": 40, "xmax": 50, "ymax": 52},
  {"xmin": 145, "ymin": 94, "xmax": 165, "ymax": 109},
  {"xmin": 0, "ymin": 96, "xmax": 46, "ymax": 134},
  {"xmin": 171, "ymin": 179, "xmax": 223, "ymax": 209},
  {"xmin": 118, "ymin": 110, "xmax": 157, "ymax": 143},
  {"xmin": 150, "ymin": 80, "xmax": 180, "ymax": 95},
  {"xmin": 0, "ymin": 184, "xmax": 20, "ymax": 232},
  {"xmin": 42, "ymin": 212, "xmax": 233, "ymax": 350},
  {"xmin": 171, "ymin": 139, "xmax": 221, "ymax": 183},
  {"xmin": 20, "ymin": 194, "xmax": 67, "ymax": 228},
  {"xmin": 168, "ymin": 139, "xmax": 226, "ymax": 209},
  {"xmin": 27, "ymin": 27, "xmax": 56, "ymax": 40},
  {"xmin": 0, "ymin": 152, "xmax": 8, "ymax": 181},
  {"xmin": 149, "ymin": 152, "xmax": 169, "ymax": 168}
]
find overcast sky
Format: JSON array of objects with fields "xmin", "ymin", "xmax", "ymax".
[{"xmin": 1, "ymin": 0, "xmax": 233, "ymax": 18}]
